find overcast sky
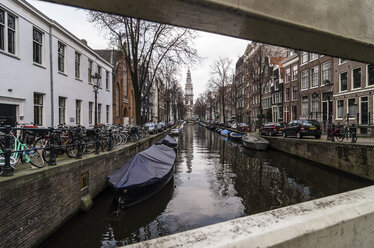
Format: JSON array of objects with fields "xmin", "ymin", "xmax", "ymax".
[{"xmin": 28, "ymin": 0, "xmax": 249, "ymax": 99}]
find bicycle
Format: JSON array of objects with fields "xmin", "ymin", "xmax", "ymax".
[
  {"xmin": 0, "ymin": 130, "xmax": 44, "ymax": 174},
  {"xmin": 335, "ymin": 123, "xmax": 357, "ymax": 143}
]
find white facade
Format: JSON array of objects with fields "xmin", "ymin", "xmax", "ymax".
[{"xmin": 0, "ymin": 0, "xmax": 113, "ymax": 127}]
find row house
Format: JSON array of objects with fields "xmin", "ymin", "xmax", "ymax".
[
  {"xmin": 94, "ymin": 49, "xmax": 136, "ymax": 125},
  {"xmin": 282, "ymin": 50, "xmax": 299, "ymax": 124},
  {"xmin": 271, "ymin": 64, "xmax": 284, "ymax": 122},
  {"xmin": 0, "ymin": 0, "xmax": 113, "ymax": 127},
  {"xmin": 235, "ymin": 56, "xmax": 245, "ymax": 123},
  {"xmin": 298, "ymin": 52, "xmax": 334, "ymax": 127},
  {"xmin": 333, "ymin": 59, "xmax": 374, "ymax": 134}
]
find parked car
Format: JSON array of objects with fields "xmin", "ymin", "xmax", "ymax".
[
  {"xmin": 145, "ymin": 123, "xmax": 156, "ymax": 134},
  {"xmin": 282, "ymin": 120, "xmax": 322, "ymax": 139},
  {"xmin": 238, "ymin": 123, "xmax": 249, "ymax": 132},
  {"xmin": 158, "ymin": 122, "xmax": 166, "ymax": 131},
  {"xmin": 259, "ymin": 122, "xmax": 285, "ymax": 136}
]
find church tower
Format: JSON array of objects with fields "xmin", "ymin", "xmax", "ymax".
[{"xmin": 185, "ymin": 69, "xmax": 194, "ymax": 119}]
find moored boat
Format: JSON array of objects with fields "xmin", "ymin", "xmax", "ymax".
[
  {"xmin": 230, "ymin": 132, "xmax": 243, "ymax": 141},
  {"xmin": 221, "ymin": 129, "xmax": 231, "ymax": 136},
  {"xmin": 156, "ymin": 135, "xmax": 178, "ymax": 148},
  {"xmin": 242, "ymin": 133, "xmax": 269, "ymax": 151},
  {"xmin": 108, "ymin": 144, "xmax": 176, "ymax": 208},
  {"xmin": 171, "ymin": 127, "xmax": 180, "ymax": 135}
]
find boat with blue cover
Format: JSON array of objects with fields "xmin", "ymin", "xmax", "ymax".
[
  {"xmin": 221, "ymin": 130, "xmax": 231, "ymax": 136},
  {"xmin": 230, "ymin": 132, "xmax": 243, "ymax": 141},
  {"xmin": 108, "ymin": 144, "xmax": 176, "ymax": 208}
]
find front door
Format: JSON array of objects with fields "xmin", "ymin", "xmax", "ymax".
[
  {"xmin": 0, "ymin": 104, "xmax": 17, "ymax": 126},
  {"xmin": 361, "ymin": 97, "xmax": 369, "ymax": 124}
]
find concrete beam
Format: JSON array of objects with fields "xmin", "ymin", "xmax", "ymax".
[
  {"xmin": 124, "ymin": 185, "xmax": 374, "ymax": 248},
  {"xmin": 41, "ymin": 0, "xmax": 374, "ymax": 64}
]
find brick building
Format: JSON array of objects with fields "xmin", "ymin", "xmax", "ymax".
[
  {"xmin": 333, "ymin": 59, "xmax": 374, "ymax": 134},
  {"xmin": 95, "ymin": 49, "xmax": 136, "ymax": 125},
  {"xmin": 281, "ymin": 50, "xmax": 299, "ymax": 124}
]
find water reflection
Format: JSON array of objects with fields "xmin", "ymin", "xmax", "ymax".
[{"xmin": 42, "ymin": 124, "xmax": 371, "ymax": 248}]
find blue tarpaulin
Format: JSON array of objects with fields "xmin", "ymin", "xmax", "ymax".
[
  {"xmin": 221, "ymin": 130, "xmax": 231, "ymax": 135},
  {"xmin": 108, "ymin": 144, "xmax": 176, "ymax": 190}
]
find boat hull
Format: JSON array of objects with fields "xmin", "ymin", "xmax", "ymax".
[{"xmin": 114, "ymin": 164, "xmax": 175, "ymax": 208}]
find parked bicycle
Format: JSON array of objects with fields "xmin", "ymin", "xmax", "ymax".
[
  {"xmin": 335, "ymin": 123, "xmax": 357, "ymax": 143},
  {"xmin": 0, "ymin": 130, "xmax": 44, "ymax": 175}
]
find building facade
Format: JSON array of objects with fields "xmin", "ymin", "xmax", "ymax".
[
  {"xmin": 333, "ymin": 59, "xmax": 374, "ymax": 134},
  {"xmin": 281, "ymin": 50, "xmax": 299, "ymax": 124},
  {"xmin": 0, "ymin": 0, "xmax": 112, "ymax": 127}
]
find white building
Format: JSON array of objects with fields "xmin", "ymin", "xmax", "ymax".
[{"xmin": 0, "ymin": 0, "xmax": 113, "ymax": 127}]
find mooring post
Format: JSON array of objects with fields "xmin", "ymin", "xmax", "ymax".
[
  {"xmin": 2, "ymin": 125, "xmax": 14, "ymax": 176},
  {"xmin": 48, "ymin": 127, "xmax": 56, "ymax": 165}
]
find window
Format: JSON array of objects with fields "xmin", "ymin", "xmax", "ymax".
[
  {"xmin": 97, "ymin": 66, "xmax": 102, "ymax": 87},
  {"xmin": 34, "ymin": 93, "xmax": 43, "ymax": 125},
  {"xmin": 285, "ymin": 68, "xmax": 291, "ymax": 82},
  {"xmin": 301, "ymin": 96, "xmax": 309, "ymax": 117},
  {"xmin": 0, "ymin": 10, "xmax": 4, "ymax": 50},
  {"xmin": 292, "ymin": 86, "xmax": 298, "ymax": 100},
  {"xmin": 33, "ymin": 28, "xmax": 43, "ymax": 64},
  {"xmin": 0, "ymin": 10, "xmax": 16, "ymax": 54},
  {"xmin": 88, "ymin": 60, "xmax": 93, "ymax": 83},
  {"xmin": 58, "ymin": 97, "xmax": 66, "ymax": 124},
  {"xmin": 339, "ymin": 58, "xmax": 347, "ymax": 64},
  {"xmin": 115, "ymin": 83, "xmax": 120, "ymax": 117},
  {"xmin": 310, "ymin": 66, "xmax": 319, "ymax": 87},
  {"xmin": 321, "ymin": 62, "xmax": 331, "ymax": 85},
  {"xmin": 76, "ymin": 100, "xmax": 81, "ymax": 125},
  {"xmin": 58, "ymin": 42, "xmax": 65, "ymax": 73},
  {"xmin": 301, "ymin": 70, "xmax": 309, "ymax": 89},
  {"xmin": 352, "ymin": 67, "xmax": 361, "ymax": 89},
  {"xmin": 106, "ymin": 105, "xmax": 110, "ymax": 123},
  {"xmin": 348, "ymin": 99, "xmax": 356, "ymax": 118},
  {"xmin": 89, "ymin": 102, "xmax": 93, "ymax": 124},
  {"xmin": 310, "ymin": 53, "xmax": 318, "ymax": 61},
  {"xmin": 311, "ymin": 94, "xmax": 319, "ymax": 119},
  {"xmin": 340, "ymin": 72, "xmax": 347, "ymax": 91},
  {"xmin": 292, "ymin": 65, "xmax": 298, "ymax": 80},
  {"xmin": 301, "ymin": 52, "xmax": 308, "ymax": 64},
  {"xmin": 285, "ymin": 87, "xmax": 290, "ymax": 101},
  {"xmin": 106, "ymin": 70, "xmax": 109, "ymax": 90},
  {"xmin": 98, "ymin": 103, "xmax": 102, "ymax": 123},
  {"xmin": 75, "ymin": 52, "xmax": 80, "ymax": 78},
  {"xmin": 367, "ymin": 64, "xmax": 374, "ymax": 86},
  {"xmin": 7, "ymin": 14, "xmax": 15, "ymax": 54},
  {"xmin": 337, "ymin": 100, "xmax": 344, "ymax": 118}
]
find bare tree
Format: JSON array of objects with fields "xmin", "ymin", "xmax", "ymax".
[
  {"xmin": 194, "ymin": 94, "xmax": 207, "ymax": 119},
  {"xmin": 246, "ymin": 43, "xmax": 286, "ymax": 127},
  {"xmin": 209, "ymin": 57, "xmax": 232, "ymax": 124},
  {"xmin": 88, "ymin": 12, "xmax": 199, "ymax": 124}
]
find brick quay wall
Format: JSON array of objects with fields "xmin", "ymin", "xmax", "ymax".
[
  {"xmin": 0, "ymin": 130, "xmax": 169, "ymax": 248},
  {"xmin": 264, "ymin": 137, "xmax": 374, "ymax": 181}
]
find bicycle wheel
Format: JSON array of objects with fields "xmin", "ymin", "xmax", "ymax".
[
  {"xmin": 66, "ymin": 140, "xmax": 79, "ymax": 158},
  {"xmin": 28, "ymin": 149, "xmax": 45, "ymax": 168},
  {"xmin": 347, "ymin": 132, "xmax": 357, "ymax": 143},
  {"xmin": 335, "ymin": 131, "xmax": 344, "ymax": 142}
]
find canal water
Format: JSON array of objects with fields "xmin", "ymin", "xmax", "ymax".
[{"xmin": 41, "ymin": 124, "xmax": 371, "ymax": 248}]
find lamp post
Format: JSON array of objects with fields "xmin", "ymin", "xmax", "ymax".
[{"xmin": 91, "ymin": 73, "xmax": 101, "ymax": 127}]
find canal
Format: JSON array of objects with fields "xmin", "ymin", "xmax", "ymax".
[{"xmin": 41, "ymin": 124, "xmax": 372, "ymax": 248}]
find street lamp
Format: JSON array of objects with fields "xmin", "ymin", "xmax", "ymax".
[{"xmin": 91, "ymin": 73, "xmax": 101, "ymax": 127}]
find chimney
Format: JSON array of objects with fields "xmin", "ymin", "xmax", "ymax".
[{"xmin": 81, "ymin": 39, "xmax": 88, "ymax": 46}]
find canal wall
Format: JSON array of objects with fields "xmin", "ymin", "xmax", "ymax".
[
  {"xmin": 125, "ymin": 185, "xmax": 374, "ymax": 248},
  {"xmin": 264, "ymin": 137, "xmax": 374, "ymax": 181},
  {"xmin": 0, "ymin": 131, "xmax": 169, "ymax": 248}
]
